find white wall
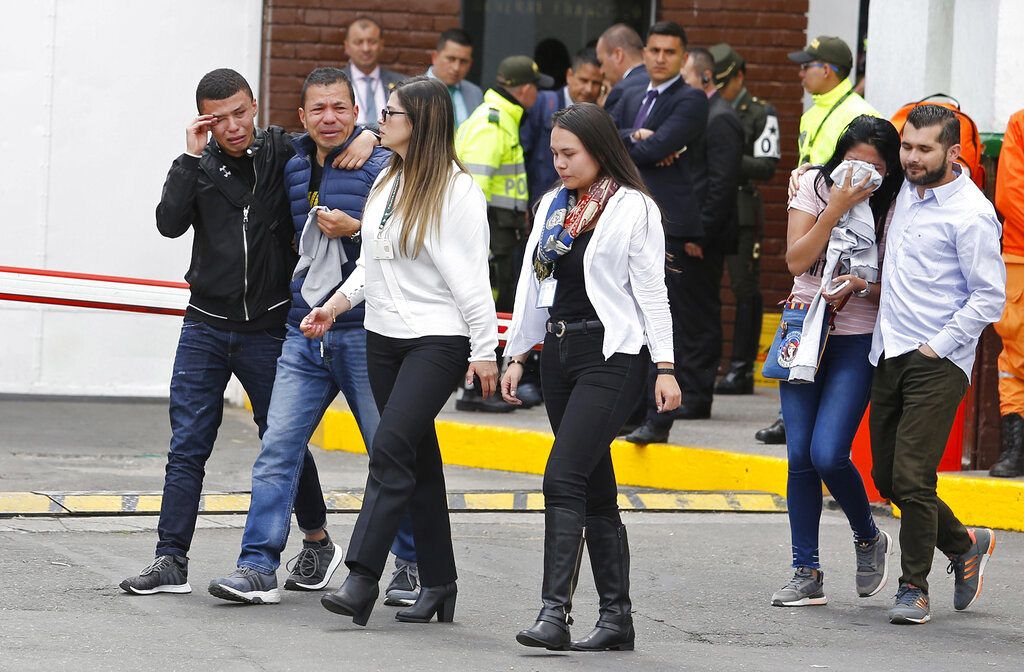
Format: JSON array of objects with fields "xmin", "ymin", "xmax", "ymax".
[
  {"xmin": 867, "ymin": 0, "xmax": 1023, "ymax": 132},
  {"xmin": 0, "ymin": 0, "xmax": 263, "ymax": 396}
]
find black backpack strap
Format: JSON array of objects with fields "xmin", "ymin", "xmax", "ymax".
[{"xmin": 916, "ymin": 93, "xmax": 961, "ymax": 109}]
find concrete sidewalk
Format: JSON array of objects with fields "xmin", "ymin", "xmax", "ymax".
[
  {"xmin": 312, "ymin": 388, "xmax": 1024, "ymax": 532},
  {"xmin": 2, "ymin": 394, "xmax": 1022, "ymax": 531}
]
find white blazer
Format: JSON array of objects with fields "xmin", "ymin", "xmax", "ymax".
[
  {"xmin": 503, "ymin": 186, "xmax": 674, "ymax": 362},
  {"xmin": 339, "ymin": 169, "xmax": 499, "ymax": 361}
]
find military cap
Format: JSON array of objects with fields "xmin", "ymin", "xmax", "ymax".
[{"xmin": 710, "ymin": 43, "xmax": 745, "ymax": 87}]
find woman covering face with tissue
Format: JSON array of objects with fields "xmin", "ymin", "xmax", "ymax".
[{"xmin": 770, "ymin": 115, "xmax": 904, "ymax": 609}]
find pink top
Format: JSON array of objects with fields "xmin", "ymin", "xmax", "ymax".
[{"xmin": 787, "ymin": 170, "xmax": 891, "ymax": 336}]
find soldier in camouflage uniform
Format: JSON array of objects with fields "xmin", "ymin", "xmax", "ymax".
[{"xmin": 709, "ymin": 43, "xmax": 781, "ymax": 395}]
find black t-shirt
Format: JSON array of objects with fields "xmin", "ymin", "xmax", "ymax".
[
  {"xmin": 549, "ymin": 229, "xmax": 598, "ymax": 321},
  {"xmin": 308, "ymin": 159, "xmax": 323, "ymax": 208}
]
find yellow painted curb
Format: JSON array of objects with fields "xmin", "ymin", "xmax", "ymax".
[
  {"xmin": 935, "ymin": 472, "xmax": 1024, "ymax": 532},
  {"xmin": 0, "ymin": 489, "xmax": 786, "ymax": 516},
  {"xmin": 312, "ymin": 408, "xmax": 789, "ymax": 497},
  {"xmin": 0, "ymin": 492, "xmax": 61, "ymax": 515},
  {"xmin": 311, "ymin": 409, "xmax": 1024, "ymax": 531}
]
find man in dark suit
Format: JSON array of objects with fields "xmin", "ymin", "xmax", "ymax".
[
  {"xmin": 343, "ymin": 16, "xmax": 405, "ymax": 129},
  {"xmin": 597, "ymin": 23, "xmax": 649, "ymax": 114},
  {"xmin": 426, "ymin": 28, "xmax": 483, "ymax": 128},
  {"xmin": 610, "ymin": 22, "xmax": 709, "ymax": 443},
  {"xmin": 674, "ymin": 47, "xmax": 743, "ymax": 416},
  {"xmin": 521, "ymin": 47, "xmax": 603, "ymax": 209}
]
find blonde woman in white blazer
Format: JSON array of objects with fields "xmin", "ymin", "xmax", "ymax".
[
  {"xmin": 301, "ymin": 77, "xmax": 498, "ymax": 628},
  {"xmin": 501, "ymin": 103, "xmax": 679, "ymax": 652}
]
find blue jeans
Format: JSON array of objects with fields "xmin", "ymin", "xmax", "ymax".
[
  {"xmin": 779, "ymin": 333, "xmax": 878, "ymax": 569},
  {"xmin": 156, "ymin": 319, "xmax": 326, "ymax": 558},
  {"xmin": 238, "ymin": 325, "xmax": 417, "ymax": 573}
]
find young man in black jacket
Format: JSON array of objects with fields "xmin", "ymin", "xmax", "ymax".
[{"xmin": 119, "ymin": 69, "xmax": 376, "ymax": 595}]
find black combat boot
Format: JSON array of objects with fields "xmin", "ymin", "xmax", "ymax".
[{"xmin": 990, "ymin": 413, "xmax": 1024, "ymax": 477}]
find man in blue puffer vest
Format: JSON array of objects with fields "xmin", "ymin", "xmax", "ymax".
[{"xmin": 209, "ymin": 68, "xmax": 421, "ymax": 607}]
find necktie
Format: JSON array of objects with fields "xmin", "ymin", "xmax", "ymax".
[
  {"xmin": 448, "ymin": 84, "xmax": 468, "ymax": 127},
  {"xmin": 632, "ymin": 89, "xmax": 659, "ymax": 129},
  {"xmin": 363, "ymin": 76, "xmax": 376, "ymax": 125}
]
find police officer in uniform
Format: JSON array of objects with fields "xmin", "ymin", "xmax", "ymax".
[
  {"xmin": 710, "ymin": 43, "xmax": 780, "ymax": 395},
  {"xmin": 454, "ymin": 55, "xmax": 553, "ymax": 412}
]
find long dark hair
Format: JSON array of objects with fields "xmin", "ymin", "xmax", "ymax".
[
  {"xmin": 371, "ymin": 75, "xmax": 468, "ymax": 258},
  {"xmin": 550, "ymin": 103, "xmax": 652, "ymax": 199},
  {"xmin": 814, "ymin": 115, "xmax": 903, "ymax": 238}
]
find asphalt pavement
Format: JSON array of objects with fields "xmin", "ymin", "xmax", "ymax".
[{"xmin": 1, "ymin": 398, "xmax": 1023, "ymax": 671}]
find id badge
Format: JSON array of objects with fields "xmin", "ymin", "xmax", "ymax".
[
  {"xmin": 536, "ymin": 278, "xmax": 557, "ymax": 308},
  {"xmin": 372, "ymin": 238, "xmax": 394, "ymax": 260}
]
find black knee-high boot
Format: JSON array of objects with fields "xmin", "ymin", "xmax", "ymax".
[
  {"xmin": 571, "ymin": 517, "xmax": 634, "ymax": 651},
  {"xmin": 516, "ymin": 507, "xmax": 585, "ymax": 650}
]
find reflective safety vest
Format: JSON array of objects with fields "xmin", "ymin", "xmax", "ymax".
[
  {"xmin": 797, "ymin": 79, "xmax": 879, "ymax": 166},
  {"xmin": 455, "ymin": 89, "xmax": 529, "ymax": 212}
]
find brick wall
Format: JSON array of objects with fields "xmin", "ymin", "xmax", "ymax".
[
  {"xmin": 260, "ymin": 0, "xmax": 460, "ymax": 129},
  {"xmin": 660, "ymin": 0, "xmax": 809, "ymax": 358},
  {"xmin": 261, "ymin": 0, "xmax": 809, "ymax": 365}
]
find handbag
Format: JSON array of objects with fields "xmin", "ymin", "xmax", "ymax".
[{"xmin": 762, "ymin": 296, "xmax": 848, "ymax": 381}]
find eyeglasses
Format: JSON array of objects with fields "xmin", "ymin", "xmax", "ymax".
[
  {"xmin": 800, "ymin": 61, "xmax": 826, "ymax": 71},
  {"xmin": 380, "ymin": 107, "xmax": 408, "ymax": 122}
]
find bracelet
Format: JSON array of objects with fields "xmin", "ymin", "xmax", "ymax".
[
  {"xmin": 853, "ymin": 283, "xmax": 871, "ymax": 299},
  {"xmin": 656, "ymin": 367, "xmax": 675, "ymax": 376},
  {"xmin": 328, "ymin": 305, "xmax": 337, "ymax": 323},
  {"xmin": 507, "ymin": 360, "xmax": 525, "ymax": 367}
]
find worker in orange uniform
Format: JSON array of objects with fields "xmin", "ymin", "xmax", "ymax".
[{"xmin": 990, "ymin": 108, "xmax": 1024, "ymax": 477}]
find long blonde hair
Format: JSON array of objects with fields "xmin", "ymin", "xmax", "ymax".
[{"xmin": 372, "ymin": 76, "xmax": 468, "ymax": 258}]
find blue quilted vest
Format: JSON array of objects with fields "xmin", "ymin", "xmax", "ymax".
[{"xmin": 283, "ymin": 131, "xmax": 390, "ymax": 330}]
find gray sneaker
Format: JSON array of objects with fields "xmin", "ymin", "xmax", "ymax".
[
  {"xmin": 948, "ymin": 527, "xmax": 996, "ymax": 611},
  {"xmin": 119, "ymin": 555, "xmax": 191, "ymax": 595},
  {"xmin": 208, "ymin": 568, "xmax": 280, "ymax": 604},
  {"xmin": 384, "ymin": 559, "xmax": 419, "ymax": 607},
  {"xmin": 855, "ymin": 529, "xmax": 892, "ymax": 597},
  {"xmin": 889, "ymin": 583, "xmax": 930, "ymax": 624},
  {"xmin": 771, "ymin": 567, "xmax": 827, "ymax": 607},
  {"xmin": 283, "ymin": 537, "xmax": 343, "ymax": 591}
]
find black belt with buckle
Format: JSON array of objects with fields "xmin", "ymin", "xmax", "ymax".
[{"xmin": 545, "ymin": 318, "xmax": 604, "ymax": 338}]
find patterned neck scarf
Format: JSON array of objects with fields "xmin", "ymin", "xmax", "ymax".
[{"xmin": 533, "ymin": 177, "xmax": 620, "ymax": 281}]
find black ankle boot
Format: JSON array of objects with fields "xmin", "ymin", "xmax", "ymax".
[
  {"xmin": 755, "ymin": 417, "xmax": 786, "ymax": 444},
  {"xmin": 395, "ymin": 582, "xmax": 457, "ymax": 623},
  {"xmin": 321, "ymin": 571, "xmax": 378, "ymax": 626},
  {"xmin": 516, "ymin": 507, "xmax": 585, "ymax": 650},
  {"xmin": 990, "ymin": 413, "xmax": 1024, "ymax": 477},
  {"xmin": 571, "ymin": 517, "xmax": 635, "ymax": 652},
  {"xmin": 715, "ymin": 360, "xmax": 755, "ymax": 395}
]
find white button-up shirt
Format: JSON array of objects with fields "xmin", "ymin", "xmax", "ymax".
[
  {"xmin": 353, "ymin": 66, "xmax": 387, "ymax": 127},
  {"xmin": 869, "ymin": 169, "xmax": 1005, "ymax": 381}
]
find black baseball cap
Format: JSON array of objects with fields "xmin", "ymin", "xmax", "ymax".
[
  {"xmin": 496, "ymin": 56, "xmax": 555, "ymax": 88},
  {"xmin": 788, "ymin": 36, "xmax": 853, "ymax": 72}
]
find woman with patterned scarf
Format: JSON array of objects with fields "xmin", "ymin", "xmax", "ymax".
[{"xmin": 502, "ymin": 103, "xmax": 679, "ymax": 652}]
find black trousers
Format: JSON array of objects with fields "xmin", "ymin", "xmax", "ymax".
[
  {"xmin": 540, "ymin": 330, "xmax": 647, "ymax": 520},
  {"xmin": 869, "ymin": 350, "xmax": 973, "ymax": 592},
  {"xmin": 647, "ymin": 240, "xmax": 724, "ymax": 428},
  {"xmin": 725, "ymin": 216, "xmax": 763, "ymax": 365},
  {"xmin": 345, "ymin": 331, "xmax": 469, "ymax": 587}
]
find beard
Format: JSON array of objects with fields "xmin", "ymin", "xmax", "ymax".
[{"xmin": 905, "ymin": 158, "xmax": 948, "ymax": 186}]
